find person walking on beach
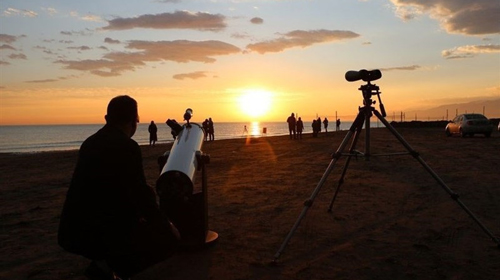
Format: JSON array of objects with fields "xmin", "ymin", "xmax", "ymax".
[
  {"xmin": 148, "ymin": 120, "xmax": 158, "ymax": 146},
  {"xmin": 58, "ymin": 95, "xmax": 179, "ymax": 280},
  {"xmin": 296, "ymin": 117, "xmax": 304, "ymax": 139},
  {"xmin": 287, "ymin": 113, "xmax": 296, "ymax": 139},
  {"xmin": 336, "ymin": 118, "xmax": 341, "ymax": 131},
  {"xmin": 208, "ymin": 118, "xmax": 215, "ymax": 141},
  {"xmin": 323, "ymin": 117, "xmax": 329, "ymax": 134}
]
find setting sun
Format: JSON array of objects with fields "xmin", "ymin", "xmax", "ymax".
[{"xmin": 238, "ymin": 89, "xmax": 273, "ymax": 118}]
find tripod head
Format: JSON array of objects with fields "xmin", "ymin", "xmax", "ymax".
[{"xmin": 345, "ymin": 69, "xmax": 386, "ymax": 117}]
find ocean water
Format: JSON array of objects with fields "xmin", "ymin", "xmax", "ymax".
[{"xmin": 0, "ymin": 120, "xmax": 384, "ymax": 153}]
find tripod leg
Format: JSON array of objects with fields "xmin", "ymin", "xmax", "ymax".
[
  {"xmin": 273, "ymin": 111, "xmax": 366, "ymax": 262},
  {"xmin": 328, "ymin": 123, "xmax": 363, "ymax": 212},
  {"xmin": 373, "ymin": 110, "xmax": 500, "ymax": 247}
]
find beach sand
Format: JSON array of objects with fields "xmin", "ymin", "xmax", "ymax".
[{"xmin": 1, "ymin": 127, "xmax": 499, "ymax": 280}]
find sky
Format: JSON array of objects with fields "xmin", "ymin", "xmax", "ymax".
[{"xmin": 0, "ymin": 0, "xmax": 499, "ymax": 125}]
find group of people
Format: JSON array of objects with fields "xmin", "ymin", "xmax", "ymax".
[
  {"xmin": 286, "ymin": 113, "xmax": 304, "ymax": 139},
  {"xmin": 287, "ymin": 113, "xmax": 342, "ymax": 139},
  {"xmin": 202, "ymin": 118, "xmax": 215, "ymax": 141}
]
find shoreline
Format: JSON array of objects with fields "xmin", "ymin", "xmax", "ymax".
[{"xmin": 1, "ymin": 127, "xmax": 499, "ymax": 279}]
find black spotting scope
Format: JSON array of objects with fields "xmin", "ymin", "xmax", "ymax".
[{"xmin": 345, "ymin": 69, "xmax": 382, "ymax": 82}]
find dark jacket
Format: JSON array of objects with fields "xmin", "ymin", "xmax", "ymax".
[{"xmin": 58, "ymin": 124, "xmax": 167, "ymax": 259}]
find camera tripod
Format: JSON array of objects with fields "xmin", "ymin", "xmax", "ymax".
[{"xmin": 273, "ymin": 72, "xmax": 499, "ymax": 262}]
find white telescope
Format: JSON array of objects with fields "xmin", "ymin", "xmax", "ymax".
[
  {"xmin": 157, "ymin": 122, "xmax": 205, "ymax": 200},
  {"xmin": 156, "ymin": 112, "xmax": 217, "ymax": 246}
]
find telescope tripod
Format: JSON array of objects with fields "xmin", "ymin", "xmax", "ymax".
[{"xmin": 273, "ymin": 82, "xmax": 499, "ymax": 262}]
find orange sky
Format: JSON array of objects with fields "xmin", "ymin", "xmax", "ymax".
[{"xmin": 1, "ymin": 1, "xmax": 499, "ymax": 125}]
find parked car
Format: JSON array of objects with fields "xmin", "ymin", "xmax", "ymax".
[{"xmin": 445, "ymin": 113, "xmax": 494, "ymax": 137}]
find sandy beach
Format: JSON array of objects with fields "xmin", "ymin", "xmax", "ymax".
[{"xmin": 1, "ymin": 127, "xmax": 499, "ymax": 280}]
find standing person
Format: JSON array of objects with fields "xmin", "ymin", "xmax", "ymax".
[
  {"xmin": 208, "ymin": 117, "xmax": 215, "ymax": 141},
  {"xmin": 58, "ymin": 95, "xmax": 179, "ymax": 280},
  {"xmin": 286, "ymin": 113, "xmax": 297, "ymax": 139},
  {"xmin": 323, "ymin": 117, "xmax": 329, "ymax": 134},
  {"xmin": 148, "ymin": 120, "xmax": 158, "ymax": 146},
  {"xmin": 312, "ymin": 119, "xmax": 317, "ymax": 137},
  {"xmin": 296, "ymin": 117, "xmax": 304, "ymax": 139},
  {"xmin": 336, "ymin": 118, "xmax": 341, "ymax": 131},
  {"xmin": 202, "ymin": 119, "xmax": 209, "ymax": 141}
]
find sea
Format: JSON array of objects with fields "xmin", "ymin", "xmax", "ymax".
[{"xmin": 0, "ymin": 120, "xmax": 384, "ymax": 153}]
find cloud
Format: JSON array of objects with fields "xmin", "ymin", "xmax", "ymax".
[
  {"xmin": 104, "ymin": 37, "xmax": 121, "ymax": 44},
  {"xmin": 68, "ymin": 46, "xmax": 92, "ymax": 51},
  {"xmin": 3, "ymin": 8, "xmax": 38, "ymax": 17},
  {"xmin": 390, "ymin": 0, "xmax": 500, "ymax": 35},
  {"xmin": 0, "ymin": 34, "xmax": 18, "ymax": 43},
  {"xmin": 0, "ymin": 60, "xmax": 10, "ymax": 66},
  {"xmin": 173, "ymin": 71, "xmax": 208, "ymax": 80},
  {"xmin": 0, "ymin": 44, "xmax": 16, "ymax": 50},
  {"xmin": 442, "ymin": 44, "xmax": 500, "ymax": 59},
  {"xmin": 60, "ymin": 29, "xmax": 93, "ymax": 36},
  {"xmin": 25, "ymin": 79, "xmax": 59, "ymax": 83},
  {"xmin": 8, "ymin": 53, "xmax": 27, "ymax": 60},
  {"xmin": 57, "ymin": 40, "xmax": 241, "ymax": 77},
  {"xmin": 246, "ymin": 29, "xmax": 360, "ymax": 54},
  {"xmin": 250, "ymin": 17, "xmax": 264, "ymax": 24},
  {"xmin": 379, "ymin": 65, "xmax": 421, "ymax": 71},
  {"xmin": 42, "ymin": 7, "xmax": 58, "ymax": 16},
  {"xmin": 101, "ymin": 11, "xmax": 226, "ymax": 31},
  {"xmin": 81, "ymin": 14, "xmax": 102, "ymax": 22}
]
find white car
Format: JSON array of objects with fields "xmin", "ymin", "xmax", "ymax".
[{"xmin": 445, "ymin": 113, "xmax": 494, "ymax": 137}]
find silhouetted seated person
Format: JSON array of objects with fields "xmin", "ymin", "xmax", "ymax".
[{"xmin": 58, "ymin": 95, "xmax": 179, "ymax": 280}]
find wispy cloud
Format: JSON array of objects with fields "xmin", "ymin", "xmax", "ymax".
[
  {"xmin": 104, "ymin": 37, "xmax": 121, "ymax": 44},
  {"xmin": 57, "ymin": 40, "xmax": 241, "ymax": 77},
  {"xmin": 102, "ymin": 11, "xmax": 226, "ymax": 31},
  {"xmin": 173, "ymin": 71, "xmax": 209, "ymax": 80},
  {"xmin": 25, "ymin": 79, "xmax": 59, "ymax": 83},
  {"xmin": 250, "ymin": 17, "xmax": 264, "ymax": 24},
  {"xmin": 8, "ymin": 53, "xmax": 27, "ymax": 60},
  {"xmin": 3, "ymin": 8, "xmax": 37, "ymax": 17},
  {"xmin": 0, "ymin": 34, "xmax": 18, "ymax": 43},
  {"xmin": 379, "ymin": 65, "xmax": 421, "ymax": 71},
  {"xmin": 246, "ymin": 29, "xmax": 360, "ymax": 54},
  {"xmin": 390, "ymin": 0, "xmax": 500, "ymax": 35},
  {"xmin": 442, "ymin": 44, "xmax": 500, "ymax": 59},
  {"xmin": 0, "ymin": 44, "xmax": 16, "ymax": 50}
]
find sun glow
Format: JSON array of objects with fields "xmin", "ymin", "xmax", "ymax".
[{"xmin": 238, "ymin": 89, "xmax": 273, "ymax": 119}]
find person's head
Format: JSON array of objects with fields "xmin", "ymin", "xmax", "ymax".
[
  {"xmin": 105, "ymin": 95, "xmax": 139, "ymax": 138},
  {"xmin": 291, "ymin": 113, "xmax": 294, "ymax": 117}
]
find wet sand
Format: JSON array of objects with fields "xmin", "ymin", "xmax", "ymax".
[{"xmin": 1, "ymin": 127, "xmax": 499, "ymax": 279}]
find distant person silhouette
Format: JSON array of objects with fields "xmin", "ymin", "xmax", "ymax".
[
  {"xmin": 148, "ymin": 120, "xmax": 158, "ymax": 146},
  {"xmin": 336, "ymin": 118, "xmax": 341, "ymax": 131},
  {"xmin": 323, "ymin": 117, "xmax": 329, "ymax": 133},
  {"xmin": 296, "ymin": 117, "xmax": 304, "ymax": 139},
  {"xmin": 286, "ymin": 113, "xmax": 297, "ymax": 139},
  {"xmin": 202, "ymin": 119, "xmax": 209, "ymax": 141},
  {"xmin": 243, "ymin": 125, "xmax": 248, "ymax": 135},
  {"xmin": 58, "ymin": 95, "xmax": 179, "ymax": 279},
  {"xmin": 312, "ymin": 119, "xmax": 318, "ymax": 137},
  {"xmin": 208, "ymin": 118, "xmax": 215, "ymax": 141}
]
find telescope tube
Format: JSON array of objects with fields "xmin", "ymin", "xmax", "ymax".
[{"xmin": 157, "ymin": 123, "xmax": 205, "ymax": 201}]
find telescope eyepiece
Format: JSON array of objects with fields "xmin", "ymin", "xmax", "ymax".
[{"xmin": 345, "ymin": 69, "xmax": 382, "ymax": 82}]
